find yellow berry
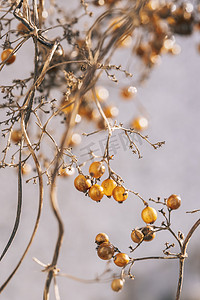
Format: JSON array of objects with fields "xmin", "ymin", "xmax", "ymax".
[
  {"xmin": 60, "ymin": 97, "xmax": 74, "ymax": 114},
  {"xmin": 167, "ymin": 194, "xmax": 181, "ymax": 210},
  {"xmin": 103, "ymin": 105, "xmax": 119, "ymax": 119},
  {"xmin": 74, "ymin": 174, "xmax": 91, "ymax": 192},
  {"xmin": 111, "ymin": 278, "xmax": 124, "ymax": 292},
  {"xmin": 1, "ymin": 49, "xmax": 16, "ymax": 65},
  {"xmin": 112, "ymin": 186, "xmax": 128, "ymax": 203},
  {"xmin": 97, "ymin": 242, "xmax": 115, "ymax": 260},
  {"xmin": 21, "ymin": 163, "xmax": 32, "ymax": 175},
  {"xmin": 120, "ymin": 86, "xmax": 137, "ymax": 99},
  {"xmin": 17, "ymin": 22, "xmax": 29, "ymax": 35},
  {"xmin": 88, "ymin": 184, "xmax": 104, "ymax": 202},
  {"xmin": 141, "ymin": 206, "xmax": 157, "ymax": 224},
  {"xmin": 131, "ymin": 116, "xmax": 148, "ymax": 131},
  {"xmin": 101, "ymin": 179, "xmax": 117, "ymax": 197},
  {"xmin": 95, "ymin": 233, "xmax": 109, "ymax": 244},
  {"xmin": 11, "ymin": 130, "xmax": 22, "ymax": 143},
  {"xmin": 113, "ymin": 253, "xmax": 129, "ymax": 267},
  {"xmin": 141, "ymin": 226, "xmax": 156, "ymax": 241},
  {"xmin": 59, "ymin": 167, "xmax": 75, "ymax": 177},
  {"xmin": 89, "ymin": 161, "xmax": 105, "ymax": 178},
  {"xmin": 131, "ymin": 229, "xmax": 144, "ymax": 243}
]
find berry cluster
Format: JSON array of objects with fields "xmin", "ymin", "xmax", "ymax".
[
  {"xmin": 74, "ymin": 161, "xmax": 129, "ymax": 203},
  {"xmin": 95, "ymin": 194, "xmax": 181, "ymax": 292}
]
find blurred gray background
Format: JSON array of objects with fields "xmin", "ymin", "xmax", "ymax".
[{"xmin": 0, "ymin": 2, "xmax": 200, "ymax": 300}]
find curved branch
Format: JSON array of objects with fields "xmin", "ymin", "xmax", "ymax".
[
  {"xmin": 0, "ymin": 147, "xmax": 23, "ymax": 261},
  {"xmin": 0, "ymin": 116, "xmax": 44, "ymax": 293}
]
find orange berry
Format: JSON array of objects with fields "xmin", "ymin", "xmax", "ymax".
[
  {"xmin": 131, "ymin": 229, "xmax": 144, "ymax": 243},
  {"xmin": 101, "ymin": 178, "xmax": 117, "ymax": 197},
  {"xmin": 95, "ymin": 233, "xmax": 109, "ymax": 244},
  {"xmin": 97, "ymin": 242, "xmax": 115, "ymax": 260},
  {"xmin": 141, "ymin": 206, "xmax": 157, "ymax": 224},
  {"xmin": 88, "ymin": 184, "xmax": 104, "ymax": 202},
  {"xmin": 112, "ymin": 186, "xmax": 128, "ymax": 203},
  {"xmin": 113, "ymin": 253, "xmax": 129, "ymax": 267},
  {"xmin": 167, "ymin": 194, "xmax": 181, "ymax": 210},
  {"xmin": 141, "ymin": 226, "xmax": 155, "ymax": 241},
  {"xmin": 111, "ymin": 278, "xmax": 124, "ymax": 292},
  {"xmin": 1, "ymin": 49, "xmax": 16, "ymax": 65},
  {"xmin": 11, "ymin": 130, "xmax": 22, "ymax": 143},
  {"xmin": 89, "ymin": 161, "xmax": 105, "ymax": 178},
  {"xmin": 131, "ymin": 116, "xmax": 148, "ymax": 131},
  {"xmin": 74, "ymin": 174, "xmax": 91, "ymax": 192}
]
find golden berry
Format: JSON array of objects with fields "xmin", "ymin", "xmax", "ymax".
[
  {"xmin": 60, "ymin": 97, "xmax": 74, "ymax": 114},
  {"xmin": 103, "ymin": 106, "xmax": 119, "ymax": 119},
  {"xmin": 113, "ymin": 253, "xmax": 129, "ymax": 267},
  {"xmin": 95, "ymin": 86, "xmax": 109, "ymax": 102},
  {"xmin": 89, "ymin": 161, "xmax": 105, "ymax": 178},
  {"xmin": 141, "ymin": 226, "xmax": 155, "ymax": 242},
  {"xmin": 95, "ymin": 233, "xmax": 109, "ymax": 244},
  {"xmin": 112, "ymin": 186, "xmax": 128, "ymax": 203},
  {"xmin": 101, "ymin": 178, "xmax": 117, "ymax": 197},
  {"xmin": 17, "ymin": 22, "xmax": 29, "ymax": 35},
  {"xmin": 21, "ymin": 163, "xmax": 32, "ymax": 175},
  {"xmin": 88, "ymin": 184, "xmax": 104, "ymax": 202},
  {"xmin": 141, "ymin": 206, "xmax": 157, "ymax": 224},
  {"xmin": 131, "ymin": 116, "xmax": 148, "ymax": 131},
  {"xmin": 131, "ymin": 229, "xmax": 144, "ymax": 243},
  {"xmin": 11, "ymin": 130, "xmax": 22, "ymax": 143},
  {"xmin": 69, "ymin": 133, "xmax": 82, "ymax": 147},
  {"xmin": 1, "ymin": 49, "xmax": 16, "ymax": 65},
  {"xmin": 97, "ymin": 242, "xmax": 115, "ymax": 260},
  {"xmin": 120, "ymin": 86, "xmax": 137, "ymax": 99},
  {"xmin": 59, "ymin": 167, "xmax": 75, "ymax": 177},
  {"xmin": 167, "ymin": 194, "xmax": 181, "ymax": 210},
  {"xmin": 111, "ymin": 278, "xmax": 124, "ymax": 292},
  {"xmin": 74, "ymin": 174, "xmax": 91, "ymax": 192}
]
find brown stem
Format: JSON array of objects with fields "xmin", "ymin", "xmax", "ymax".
[
  {"xmin": 175, "ymin": 219, "xmax": 200, "ymax": 300},
  {"xmin": 0, "ymin": 115, "xmax": 44, "ymax": 294}
]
